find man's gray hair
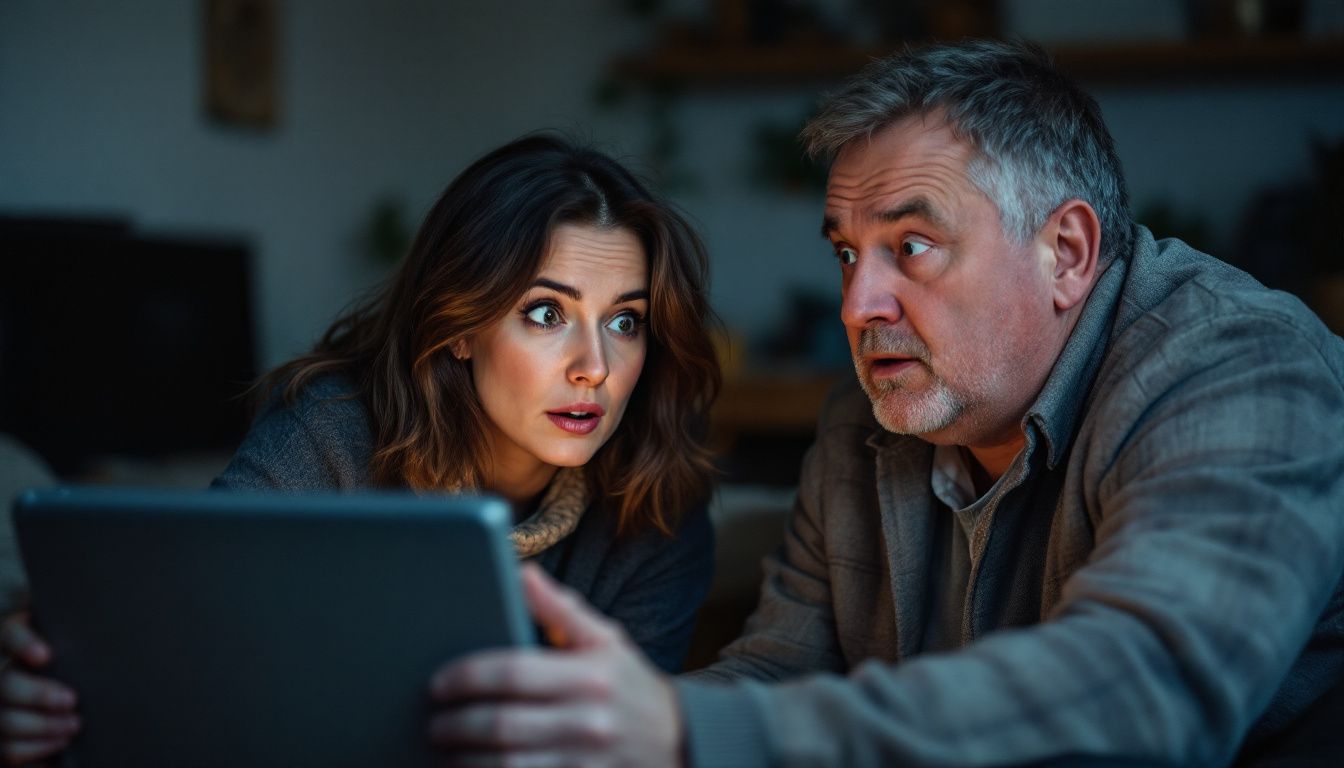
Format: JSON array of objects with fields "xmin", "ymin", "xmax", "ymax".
[{"xmin": 801, "ymin": 39, "xmax": 1132, "ymax": 263}]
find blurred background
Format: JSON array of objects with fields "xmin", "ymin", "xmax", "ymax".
[
  {"xmin": 2, "ymin": 2, "xmax": 1343, "ymax": 652},
  {"xmin": 3, "ymin": 0, "xmax": 1343, "ymax": 483}
]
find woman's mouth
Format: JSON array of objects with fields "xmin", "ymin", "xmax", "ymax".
[{"xmin": 546, "ymin": 404, "xmax": 605, "ymax": 435}]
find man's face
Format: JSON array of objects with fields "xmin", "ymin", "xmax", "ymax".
[{"xmin": 823, "ymin": 114, "xmax": 1059, "ymax": 447}]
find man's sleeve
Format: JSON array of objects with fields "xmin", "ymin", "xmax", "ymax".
[{"xmin": 676, "ymin": 314, "xmax": 1344, "ymax": 767}]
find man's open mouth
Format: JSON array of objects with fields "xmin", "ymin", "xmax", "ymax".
[{"xmin": 870, "ymin": 356, "xmax": 917, "ymax": 370}]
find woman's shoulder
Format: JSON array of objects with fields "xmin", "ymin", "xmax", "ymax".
[
  {"xmin": 213, "ymin": 372, "xmax": 374, "ymax": 491},
  {"xmin": 258, "ymin": 372, "xmax": 367, "ymax": 428}
]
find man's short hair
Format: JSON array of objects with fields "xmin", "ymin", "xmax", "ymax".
[{"xmin": 801, "ymin": 39, "xmax": 1133, "ymax": 264}]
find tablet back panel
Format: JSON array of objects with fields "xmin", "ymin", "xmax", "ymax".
[{"xmin": 12, "ymin": 486, "xmax": 533, "ymax": 767}]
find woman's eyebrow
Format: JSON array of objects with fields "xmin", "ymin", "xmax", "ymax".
[
  {"xmin": 615, "ymin": 289, "xmax": 649, "ymax": 304},
  {"xmin": 532, "ymin": 278, "xmax": 648, "ymax": 305},
  {"xmin": 532, "ymin": 277, "xmax": 581, "ymax": 300}
]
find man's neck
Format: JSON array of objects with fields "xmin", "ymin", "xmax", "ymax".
[{"xmin": 964, "ymin": 436, "xmax": 1025, "ymax": 489}]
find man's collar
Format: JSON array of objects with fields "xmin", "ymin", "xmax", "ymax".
[{"xmin": 1020, "ymin": 226, "xmax": 1148, "ymax": 470}]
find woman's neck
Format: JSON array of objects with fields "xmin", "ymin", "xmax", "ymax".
[{"xmin": 480, "ymin": 458, "xmax": 558, "ymax": 514}]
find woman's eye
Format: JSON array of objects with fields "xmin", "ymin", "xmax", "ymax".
[
  {"xmin": 524, "ymin": 304, "xmax": 562, "ymax": 327},
  {"xmin": 606, "ymin": 312, "xmax": 642, "ymax": 337},
  {"xmin": 901, "ymin": 240, "xmax": 931, "ymax": 257},
  {"xmin": 836, "ymin": 246, "xmax": 858, "ymax": 266}
]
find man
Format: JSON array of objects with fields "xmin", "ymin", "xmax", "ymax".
[{"xmin": 428, "ymin": 40, "xmax": 1344, "ymax": 766}]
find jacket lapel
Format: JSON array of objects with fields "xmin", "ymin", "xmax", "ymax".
[{"xmin": 872, "ymin": 435, "xmax": 936, "ymax": 661}]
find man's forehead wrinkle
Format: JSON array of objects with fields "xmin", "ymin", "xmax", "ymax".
[
  {"xmin": 829, "ymin": 174, "xmax": 951, "ymax": 222},
  {"xmin": 824, "ymin": 129, "xmax": 975, "ymax": 239}
]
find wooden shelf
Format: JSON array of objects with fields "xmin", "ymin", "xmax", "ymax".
[
  {"xmin": 1054, "ymin": 37, "xmax": 1344, "ymax": 81},
  {"xmin": 709, "ymin": 370, "xmax": 843, "ymax": 451},
  {"xmin": 614, "ymin": 41, "xmax": 872, "ymax": 83},
  {"xmin": 613, "ymin": 37, "xmax": 1344, "ymax": 86}
]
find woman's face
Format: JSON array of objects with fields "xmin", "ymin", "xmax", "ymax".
[{"xmin": 462, "ymin": 223, "xmax": 649, "ymax": 492}]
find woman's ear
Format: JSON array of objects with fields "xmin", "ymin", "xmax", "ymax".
[
  {"xmin": 1048, "ymin": 199, "xmax": 1101, "ymax": 312},
  {"xmin": 450, "ymin": 338, "xmax": 471, "ymax": 361}
]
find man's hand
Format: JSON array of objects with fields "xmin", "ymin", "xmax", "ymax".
[
  {"xmin": 0, "ymin": 612, "xmax": 80, "ymax": 766},
  {"xmin": 428, "ymin": 563, "xmax": 683, "ymax": 767}
]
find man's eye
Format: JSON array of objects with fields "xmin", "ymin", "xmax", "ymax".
[
  {"xmin": 902, "ymin": 240, "xmax": 931, "ymax": 257},
  {"xmin": 605, "ymin": 312, "xmax": 642, "ymax": 337},
  {"xmin": 524, "ymin": 304, "xmax": 562, "ymax": 327},
  {"xmin": 836, "ymin": 246, "xmax": 858, "ymax": 265}
]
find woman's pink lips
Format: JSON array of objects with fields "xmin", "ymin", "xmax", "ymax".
[
  {"xmin": 546, "ymin": 413, "xmax": 601, "ymax": 435},
  {"xmin": 546, "ymin": 403, "xmax": 605, "ymax": 435}
]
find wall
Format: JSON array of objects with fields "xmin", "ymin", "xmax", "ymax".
[
  {"xmin": 2, "ymin": 1, "xmax": 1342, "ymax": 372},
  {"xmin": 0, "ymin": 0, "xmax": 650, "ymax": 367}
]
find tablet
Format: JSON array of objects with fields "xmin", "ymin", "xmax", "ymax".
[{"xmin": 11, "ymin": 485, "xmax": 534, "ymax": 767}]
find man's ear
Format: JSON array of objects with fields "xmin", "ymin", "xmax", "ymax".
[
  {"xmin": 451, "ymin": 338, "xmax": 471, "ymax": 361},
  {"xmin": 1047, "ymin": 199, "xmax": 1101, "ymax": 312}
]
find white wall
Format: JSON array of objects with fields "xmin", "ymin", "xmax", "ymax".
[{"xmin": 3, "ymin": 1, "xmax": 1342, "ymax": 370}]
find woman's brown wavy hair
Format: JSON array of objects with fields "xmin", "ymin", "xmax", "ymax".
[{"xmin": 254, "ymin": 134, "xmax": 721, "ymax": 535}]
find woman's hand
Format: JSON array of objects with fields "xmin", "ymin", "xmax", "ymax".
[{"xmin": 0, "ymin": 612, "xmax": 79, "ymax": 765}]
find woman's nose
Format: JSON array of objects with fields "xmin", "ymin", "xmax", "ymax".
[{"xmin": 566, "ymin": 327, "xmax": 609, "ymax": 387}]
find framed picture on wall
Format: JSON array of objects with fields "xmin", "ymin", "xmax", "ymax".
[{"xmin": 203, "ymin": 0, "xmax": 278, "ymax": 128}]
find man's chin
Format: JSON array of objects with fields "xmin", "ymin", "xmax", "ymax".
[{"xmin": 869, "ymin": 391, "xmax": 958, "ymax": 436}]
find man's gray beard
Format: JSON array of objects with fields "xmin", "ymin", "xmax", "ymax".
[{"xmin": 854, "ymin": 326, "xmax": 964, "ymax": 435}]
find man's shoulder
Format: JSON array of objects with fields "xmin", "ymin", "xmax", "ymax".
[
  {"xmin": 1152, "ymin": 240, "xmax": 1326, "ymax": 330},
  {"xmin": 1109, "ymin": 237, "xmax": 1344, "ymax": 382}
]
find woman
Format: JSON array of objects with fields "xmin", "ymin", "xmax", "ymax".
[{"xmin": 0, "ymin": 134, "xmax": 721, "ymax": 763}]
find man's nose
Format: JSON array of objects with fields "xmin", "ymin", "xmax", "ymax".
[
  {"xmin": 840, "ymin": 250, "xmax": 904, "ymax": 330},
  {"xmin": 566, "ymin": 326, "xmax": 610, "ymax": 387}
]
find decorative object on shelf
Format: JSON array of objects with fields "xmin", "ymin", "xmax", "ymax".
[
  {"xmin": 203, "ymin": 0, "xmax": 279, "ymax": 129},
  {"xmin": 1185, "ymin": 0, "xmax": 1305, "ymax": 39},
  {"xmin": 756, "ymin": 288, "xmax": 850, "ymax": 372}
]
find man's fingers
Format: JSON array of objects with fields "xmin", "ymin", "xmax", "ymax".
[
  {"xmin": 520, "ymin": 563, "xmax": 617, "ymax": 650},
  {"xmin": 1, "ymin": 736, "xmax": 72, "ymax": 767},
  {"xmin": 431, "ymin": 649, "xmax": 611, "ymax": 702},
  {"xmin": 0, "ymin": 707, "xmax": 80, "ymax": 740},
  {"xmin": 0, "ymin": 668, "xmax": 77, "ymax": 712},
  {"xmin": 428, "ymin": 701, "xmax": 616, "ymax": 750},
  {"xmin": 0, "ymin": 615, "xmax": 50, "ymax": 668}
]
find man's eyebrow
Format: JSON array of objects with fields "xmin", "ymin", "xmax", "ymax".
[
  {"xmin": 821, "ymin": 197, "xmax": 951, "ymax": 240},
  {"xmin": 821, "ymin": 215, "xmax": 839, "ymax": 239},
  {"xmin": 876, "ymin": 197, "xmax": 949, "ymax": 230},
  {"xmin": 533, "ymin": 279, "xmax": 649, "ymax": 305}
]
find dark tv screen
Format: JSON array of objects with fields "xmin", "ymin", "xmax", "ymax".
[{"xmin": 0, "ymin": 217, "xmax": 257, "ymax": 475}]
